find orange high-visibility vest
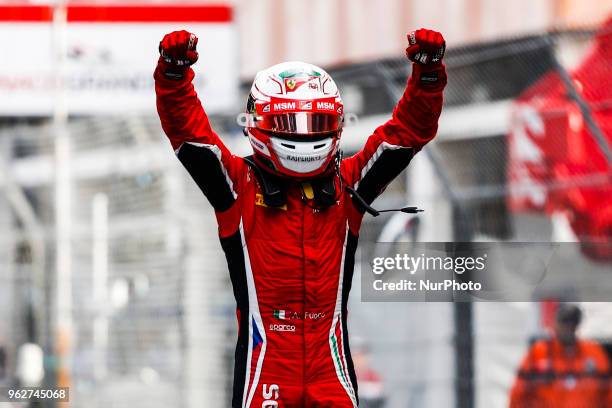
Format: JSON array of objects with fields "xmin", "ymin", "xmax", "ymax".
[{"xmin": 509, "ymin": 338, "xmax": 611, "ymax": 408}]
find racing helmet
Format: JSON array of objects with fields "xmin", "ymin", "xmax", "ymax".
[{"xmin": 245, "ymin": 61, "xmax": 344, "ymax": 178}]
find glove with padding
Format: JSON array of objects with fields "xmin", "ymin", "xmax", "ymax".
[
  {"xmin": 158, "ymin": 30, "xmax": 199, "ymax": 80},
  {"xmin": 406, "ymin": 28, "xmax": 445, "ymax": 65}
]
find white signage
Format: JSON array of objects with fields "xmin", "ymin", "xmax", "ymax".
[{"xmin": 0, "ymin": 4, "xmax": 238, "ymax": 115}]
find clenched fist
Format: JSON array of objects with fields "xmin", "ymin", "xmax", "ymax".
[
  {"xmin": 406, "ymin": 29, "xmax": 445, "ymax": 65},
  {"xmin": 158, "ymin": 30, "xmax": 199, "ymax": 79}
]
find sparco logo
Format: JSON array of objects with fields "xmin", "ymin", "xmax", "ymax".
[
  {"xmin": 274, "ymin": 102, "xmax": 296, "ymax": 111},
  {"xmin": 286, "ymin": 155, "xmax": 322, "ymax": 162},
  {"xmin": 270, "ymin": 324, "xmax": 295, "ymax": 332},
  {"xmin": 262, "ymin": 384, "xmax": 280, "ymax": 407},
  {"xmin": 316, "ymin": 101, "xmax": 335, "ymax": 110}
]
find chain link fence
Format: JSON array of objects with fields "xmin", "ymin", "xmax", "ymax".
[
  {"xmin": 329, "ymin": 22, "xmax": 612, "ymax": 408},
  {"xmin": 0, "ymin": 116, "xmax": 233, "ymax": 407},
  {"xmin": 0, "ymin": 21, "xmax": 611, "ymax": 408}
]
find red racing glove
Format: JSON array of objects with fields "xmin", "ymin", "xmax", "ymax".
[
  {"xmin": 406, "ymin": 28, "xmax": 447, "ymax": 91},
  {"xmin": 406, "ymin": 28, "xmax": 445, "ymax": 65},
  {"xmin": 158, "ymin": 30, "xmax": 199, "ymax": 80}
]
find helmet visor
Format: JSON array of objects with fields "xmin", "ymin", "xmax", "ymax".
[{"xmin": 252, "ymin": 112, "xmax": 342, "ymax": 134}]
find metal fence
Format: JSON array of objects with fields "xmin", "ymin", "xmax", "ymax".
[
  {"xmin": 329, "ymin": 25, "xmax": 612, "ymax": 408},
  {"xmin": 0, "ymin": 24, "xmax": 610, "ymax": 408}
]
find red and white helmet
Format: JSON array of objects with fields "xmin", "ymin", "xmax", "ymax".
[{"xmin": 245, "ymin": 61, "xmax": 344, "ymax": 179}]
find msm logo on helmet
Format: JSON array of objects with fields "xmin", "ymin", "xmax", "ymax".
[
  {"xmin": 316, "ymin": 101, "xmax": 335, "ymax": 111},
  {"xmin": 273, "ymin": 102, "xmax": 296, "ymax": 111}
]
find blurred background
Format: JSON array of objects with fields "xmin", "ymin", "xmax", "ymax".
[{"xmin": 0, "ymin": 0, "xmax": 611, "ymax": 407}]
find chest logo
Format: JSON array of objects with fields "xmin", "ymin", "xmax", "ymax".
[{"xmin": 255, "ymin": 193, "xmax": 287, "ymax": 210}]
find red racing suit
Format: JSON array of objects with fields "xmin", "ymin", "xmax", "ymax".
[{"xmin": 155, "ymin": 62, "xmax": 446, "ymax": 407}]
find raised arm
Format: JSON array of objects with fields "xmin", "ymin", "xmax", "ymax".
[
  {"xmin": 155, "ymin": 31, "xmax": 241, "ymax": 212},
  {"xmin": 343, "ymin": 29, "xmax": 447, "ymax": 208}
]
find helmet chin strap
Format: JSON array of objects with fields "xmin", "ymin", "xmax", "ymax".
[{"xmin": 335, "ymin": 150, "xmax": 425, "ymax": 217}]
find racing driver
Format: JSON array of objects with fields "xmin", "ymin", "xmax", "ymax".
[{"xmin": 155, "ymin": 28, "xmax": 447, "ymax": 408}]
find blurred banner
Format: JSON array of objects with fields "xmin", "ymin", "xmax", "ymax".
[
  {"xmin": 0, "ymin": 4, "xmax": 238, "ymax": 115},
  {"xmin": 508, "ymin": 18, "xmax": 612, "ymax": 260}
]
